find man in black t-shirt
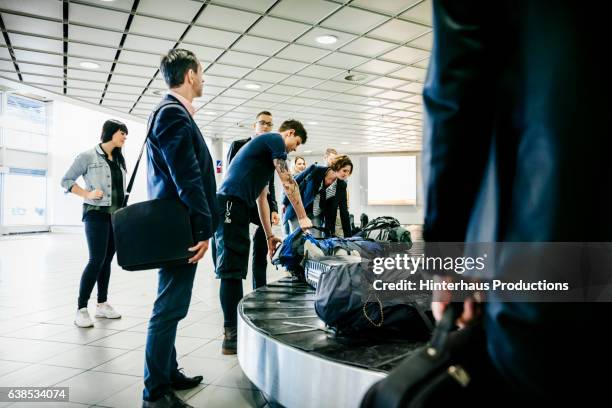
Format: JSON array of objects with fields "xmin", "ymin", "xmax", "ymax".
[
  {"xmin": 215, "ymin": 119, "xmax": 312, "ymax": 354},
  {"xmin": 225, "ymin": 111, "xmax": 279, "ymax": 291}
]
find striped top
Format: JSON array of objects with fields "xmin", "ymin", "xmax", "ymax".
[{"xmin": 313, "ymin": 179, "xmax": 338, "ymax": 216}]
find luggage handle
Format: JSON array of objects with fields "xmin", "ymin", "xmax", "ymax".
[{"xmin": 429, "ymin": 302, "xmax": 463, "ymax": 352}]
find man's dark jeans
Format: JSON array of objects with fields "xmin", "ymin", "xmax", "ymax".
[{"xmin": 143, "ymin": 262, "xmax": 196, "ymax": 402}]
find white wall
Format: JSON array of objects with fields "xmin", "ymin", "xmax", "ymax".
[
  {"xmin": 276, "ymin": 152, "xmax": 424, "ymax": 225},
  {"xmin": 48, "ymin": 101, "xmax": 148, "ymax": 226}
]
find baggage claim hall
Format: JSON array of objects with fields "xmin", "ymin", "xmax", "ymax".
[{"xmin": 1, "ymin": 0, "xmax": 604, "ymax": 407}]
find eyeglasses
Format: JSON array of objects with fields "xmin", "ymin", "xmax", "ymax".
[{"xmin": 257, "ymin": 120, "xmax": 273, "ymax": 127}]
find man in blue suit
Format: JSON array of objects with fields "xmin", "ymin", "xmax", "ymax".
[
  {"xmin": 423, "ymin": 0, "xmax": 611, "ymax": 403},
  {"xmin": 142, "ymin": 49, "xmax": 218, "ymax": 408}
]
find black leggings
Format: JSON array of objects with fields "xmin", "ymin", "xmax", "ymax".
[
  {"xmin": 220, "ymin": 278, "xmax": 243, "ymax": 327},
  {"xmin": 78, "ymin": 214, "xmax": 115, "ymax": 309}
]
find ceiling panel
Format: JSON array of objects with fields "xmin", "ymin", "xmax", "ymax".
[
  {"xmin": 409, "ymin": 32, "xmax": 433, "ymax": 49},
  {"xmin": 123, "ymin": 35, "xmax": 175, "ymax": 54},
  {"xmin": 13, "ymin": 49, "xmax": 63, "ymax": 66},
  {"xmin": 130, "ymin": 15, "xmax": 187, "ymax": 39},
  {"xmin": 322, "ymin": 7, "xmax": 388, "ymax": 35},
  {"xmin": 138, "ymin": 0, "xmax": 202, "ymax": 22},
  {"xmin": 0, "ymin": 0, "xmax": 62, "ymax": 19},
  {"xmin": 232, "ymin": 35, "xmax": 287, "ymax": 55},
  {"xmin": 352, "ymin": 0, "xmax": 419, "ymax": 15},
  {"xmin": 196, "ymin": 5, "xmax": 260, "ymax": 32},
  {"xmin": 258, "ymin": 58, "xmax": 308, "ymax": 74},
  {"xmin": 18, "ymin": 63, "xmax": 63, "ymax": 77},
  {"xmin": 70, "ymin": 4, "xmax": 130, "ymax": 31},
  {"xmin": 2, "ymin": 14, "xmax": 63, "ymax": 38},
  {"xmin": 217, "ymin": 51, "xmax": 268, "ymax": 68},
  {"xmin": 206, "ymin": 63, "xmax": 251, "ymax": 78},
  {"xmin": 317, "ymin": 52, "xmax": 369, "ymax": 70},
  {"xmin": 369, "ymin": 19, "xmax": 429, "ymax": 43},
  {"xmin": 401, "ymin": 1, "xmax": 433, "ymax": 25},
  {"xmin": 276, "ymin": 44, "xmax": 330, "ymax": 63},
  {"xmin": 270, "ymin": 0, "xmax": 339, "ymax": 24},
  {"xmin": 9, "ymin": 33, "xmax": 62, "ymax": 54},
  {"xmin": 340, "ymin": 37, "xmax": 396, "ymax": 58},
  {"xmin": 249, "ymin": 16, "xmax": 310, "ymax": 42},
  {"xmin": 118, "ymin": 50, "xmax": 163, "ymax": 67},
  {"xmin": 69, "ymin": 26, "xmax": 124, "ymax": 48},
  {"xmin": 182, "ymin": 26, "xmax": 241, "ymax": 49},
  {"xmin": 356, "ymin": 60, "xmax": 403, "ymax": 75},
  {"xmin": 69, "ymin": 42, "xmax": 117, "ymax": 60}
]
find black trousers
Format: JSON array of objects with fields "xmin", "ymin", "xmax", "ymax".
[{"xmin": 78, "ymin": 213, "xmax": 115, "ymax": 309}]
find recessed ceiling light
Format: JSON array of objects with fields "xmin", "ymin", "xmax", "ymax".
[
  {"xmin": 316, "ymin": 35, "xmax": 338, "ymax": 45},
  {"xmin": 341, "ymin": 142, "xmax": 350, "ymax": 145},
  {"xmin": 344, "ymin": 72, "xmax": 367, "ymax": 82},
  {"xmin": 204, "ymin": 111, "xmax": 217, "ymax": 115},
  {"xmin": 308, "ymin": 121, "xmax": 318, "ymax": 125},
  {"xmin": 367, "ymin": 100, "xmax": 381, "ymax": 106},
  {"xmin": 245, "ymin": 83, "xmax": 261, "ymax": 90},
  {"xmin": 79, "ymin": 61, "xmax": 100, "ymax": 70},
  {"xmin": 304, "ymin": 150, "xmax": 313, "ymax": 154}
]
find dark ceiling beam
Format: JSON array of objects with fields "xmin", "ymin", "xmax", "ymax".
[
  {"xmin": 99, "ymin": 0, "xmax": 140, "ymax": 105},
  {"xmin": 0, "ymin": 13, "xmax": 23, "ymax": 81},
  {"xmin": 62, "ymin": 1, "xmax": 68, "ymax": 94}
]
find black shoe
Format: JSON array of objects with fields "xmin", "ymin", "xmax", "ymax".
[
  {"xmin": 142, "ymin": 391, "xmax": 193, "ymax": 408},
  {"xmin": 222, "ymin": 326, "xmax": 237, "ymax": 355},
  {"xmin": 170, "ymin": 368, "xmax": 203, "ymax": 390}
]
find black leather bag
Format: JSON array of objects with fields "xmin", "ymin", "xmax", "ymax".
[
  {"xmin": 112, "ymin": 101, "xmax": 194, "ymax": 271},
  {"xmin": 360, "ymin": 304, "xmax": 488, "ymax": 407}
]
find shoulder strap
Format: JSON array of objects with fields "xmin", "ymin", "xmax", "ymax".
[{"xmin": 121, "ymin": 99, "xmax": 183, "ymax": 207}]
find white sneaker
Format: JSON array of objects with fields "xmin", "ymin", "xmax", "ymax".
[
  {"xmin": 74, "ymin": 308, "xmax": 94, "ymax": 328},
  {"xmin": 95, "ymin": 302, "xmax": 121, "ymax": 319}
]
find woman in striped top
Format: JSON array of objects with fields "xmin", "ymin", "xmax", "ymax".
[{"xmin": 283, "ymin": 155, "xmax": 353, "ymax": 237}]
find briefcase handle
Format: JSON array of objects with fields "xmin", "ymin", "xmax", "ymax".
[{"xmin": 121, "ymin": 100, "xmax": 184, "ymax": 207}]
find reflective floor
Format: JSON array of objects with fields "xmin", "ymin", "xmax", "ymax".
[{"xmin": 0, "ymin": 231, "xmax": 285, "ymax": 407}]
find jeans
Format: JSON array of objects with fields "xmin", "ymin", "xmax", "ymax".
[
  {"xmin": 143, "ymin": 262, "xmax": 197, "ymax": 401},
  {"xmin": 78, "ymin": 214, "xmax": 114, "ymax": 309}
]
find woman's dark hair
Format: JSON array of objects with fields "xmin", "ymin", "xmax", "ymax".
[
  {"xmin": 330, "ymin": 154, "xmax": 353, "ymax": 174},
  {"xmin": 100, "ymin": 119, "xmax": 128, "ymax": 170}
]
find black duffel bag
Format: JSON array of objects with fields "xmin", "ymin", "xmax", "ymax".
[
  {"xmin": 314, "ymin": 260, "xmax": 433, "ymax": 339},
  {"xmin": 112, "ymin": 101, "xmax": 194, "ymax": 271}
]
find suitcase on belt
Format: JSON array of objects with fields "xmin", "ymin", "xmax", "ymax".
[{"xmin": 304, "ymin": 255, "xmax": 361, "ymax": 289}]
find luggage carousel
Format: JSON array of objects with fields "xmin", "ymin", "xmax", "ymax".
[{"xmin": 237, "ymin": 276, "xmax": 430, "ymax": 408}]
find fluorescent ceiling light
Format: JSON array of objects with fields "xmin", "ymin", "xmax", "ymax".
[
  {"xmin": 304, "ymin": 150, "xmax": 313, "ymax": 153},
  {"xmin": 308, "ymin": 121, "xmax": 318, "ymax": 125},
  {"xmin": 245, "ymin": 83, "xmax": 261, "ymax": 90},
  {"xmin": 341, "ymin": 142, "xmax": 350, "ymax": 145},
  {"xmin": 79, "ymin": 61, "xmax": 100, "ymax": 69},
  {"xmin": 367, "ymin": 100, "xmax": 381, "ymax": 106},
  {"xmin": 204, "ymin": 111, "xmax": 217, "ymax": 115},
  {"xmin": 316, "ymin": 35, "xmax": 338, "ymax": 45}
]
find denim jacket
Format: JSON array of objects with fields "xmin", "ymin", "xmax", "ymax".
[{"xmin": 61, "ymin": 144, "xmax": 127, "ymax": 206}]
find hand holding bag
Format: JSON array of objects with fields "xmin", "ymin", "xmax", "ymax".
[
  {"xmin": 112, "ymin": 101, "xmax": 194, "ymax": 271},
  {"xmin": 360, "ymin": 303, "xmax": 490, "ymax": 407}
]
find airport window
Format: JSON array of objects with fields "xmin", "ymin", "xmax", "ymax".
[
  {"xmin": 2, "ymin": 93, "xmax": 48, "ymax": 152},
  {"xmin": 367, "ymin": 155, "xmax": 417, "ymax": 205},
  {"xmin": 1, "ymin": 168, "xmax": 47, "ymax": 226}
]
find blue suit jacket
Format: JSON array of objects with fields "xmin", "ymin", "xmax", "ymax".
[
  {"xmin": 146, "ymin": 94, "xmax": 218, "ymax": 242},
  {"xmin": 423, "ymin": 0, "xmax": 612, "ymax": 397}
]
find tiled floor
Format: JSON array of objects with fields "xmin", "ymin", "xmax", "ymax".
[{"xmin": 0, "ymin": 231, "xmax": 287, "ymax": 407}]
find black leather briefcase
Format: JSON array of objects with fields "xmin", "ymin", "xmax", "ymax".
[
  {"xmin": 112, "ymin": 198, "xmax": 193, "ymax": 271},
  {"xmin": 112, "ymin": 101, "xmax": 194, "ymax": 271}
]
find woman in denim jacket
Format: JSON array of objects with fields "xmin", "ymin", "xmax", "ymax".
[{"xmin": 61, "ymin": 119, "xmax": 128, "ymax": 328}]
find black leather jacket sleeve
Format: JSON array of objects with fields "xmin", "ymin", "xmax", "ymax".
[{"xmin": 154, "ymin": 105, "xmax": 213, "ymax": 241}]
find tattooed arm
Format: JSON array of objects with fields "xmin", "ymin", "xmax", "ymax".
[{"xmin": 274, "ymin": 158, "xmax": 313, "ymax": 230}]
